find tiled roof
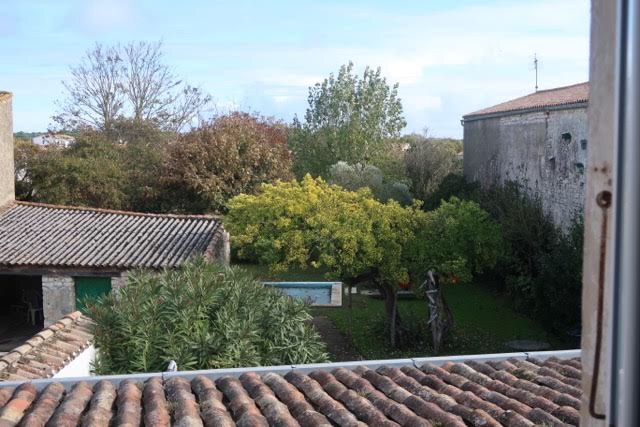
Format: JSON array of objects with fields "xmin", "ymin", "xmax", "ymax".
[
  {"xmin": 464, "ymin": 82, "xmax": 589, "ymax": 119},
  {"xmin": 0, "ymin": 202, "xmax": 223, "ymax": 269},
  {"xmin": 0, "ymin": 312, "xmax": 93, "ymax": 382},
  {"xmin": 0, "ymin": 353, "xmax": 582, "ymax": 426}
]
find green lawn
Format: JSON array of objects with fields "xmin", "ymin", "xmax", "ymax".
[
  {"xmin": 234, "ymin": 262, "xmax": 575, "ymax": 360},
  {"xmin": 314, "ymin": 284, "xmax": 574, "ymax": 360}
]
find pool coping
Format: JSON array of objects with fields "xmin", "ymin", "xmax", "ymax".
[{"xmin": 313, "ymin": 282, "xmax": 342, "ymax": 307}]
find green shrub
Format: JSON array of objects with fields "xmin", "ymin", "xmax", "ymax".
[
  {"xmin": 474, "ymin": 182, "xmax": 583, "ymax": 333},
  {"xmin": 532, "ymin": 218, "xmax": 583, "ymax": 332},
  {"xmin": 87, "ymin": 259, "xmax": 328, "ymax": 374},
  {"xmin": 421, "ymin": 173, "xmax": 479, "ymax": 210},
  {"xmin": 425, "ymin": 178, "xmax": 584, "ymax": 334}
]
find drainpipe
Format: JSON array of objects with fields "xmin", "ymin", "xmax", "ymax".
[{"xmin": 610, "ymin": 0, "xmax": 640, "ymax": 424}]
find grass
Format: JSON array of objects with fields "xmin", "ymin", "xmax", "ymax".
[
  {"xmin": 313, "ymin": 284, "xmax": 574, "ymax": 360},
  {"xmin": 234, "ymin": 262, "xmax": 575, "ymax": 360}
]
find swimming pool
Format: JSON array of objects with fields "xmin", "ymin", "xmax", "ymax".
[{"xmin": 262, "ymin": 282, "xmax": 342, "ymax": 306}]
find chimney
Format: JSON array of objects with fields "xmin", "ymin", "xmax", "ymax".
[{"xmin": 0, "ymin": 92, "xmax": 14, "ymax": 207}]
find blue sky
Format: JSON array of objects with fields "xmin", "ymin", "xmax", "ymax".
[{"xmin": 1, "ymin": 0, "xmax": 590, "ymax": 138}]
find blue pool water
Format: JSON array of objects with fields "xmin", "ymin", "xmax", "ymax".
[{"xmin": 262, "ymin": 282, "xmax": 338, "ymax": 305}]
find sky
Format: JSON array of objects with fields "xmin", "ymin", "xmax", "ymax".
[{"xmin": 1, "ymin": 0, "xmax": 590, "ymax": 138}]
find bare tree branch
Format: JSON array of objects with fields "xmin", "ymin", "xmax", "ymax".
[
  {"xmin": 54, "ymin": 41, "xmax": 211, "ymax": 133},
  {"xmin": 54, "ymin": 44, "xmax": 125, "ymax": 130}
]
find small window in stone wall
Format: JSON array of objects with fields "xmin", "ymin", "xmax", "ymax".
[
  {"xmin": 581, "ymin": 139, "xmax": 588, "ymax": 149},
  {"xmin": 561, "ymin": 132, "xmax": 572, "ymax": 143},
  {"xmin": 548, "ymin": 156, "xmax": 556, "ymax": 169},
  {"xmin": 575, "ymin": 162, "xmax": 585, "ymax": 173}
]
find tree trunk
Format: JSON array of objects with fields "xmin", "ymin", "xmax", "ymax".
[
  {"xmin": 425, "ymin": 271, "xmax": 453, "ymax": 354},
  {"xmin": 347, "ymin": 282, "xmax": 353, "ymax": 342},
  {"xmin": 379, "ymin": 281, "xmax": 404, "ymax": 347}
]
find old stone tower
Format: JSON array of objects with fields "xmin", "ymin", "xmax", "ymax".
[
  {"xmin": 0, "ymin": 92, "xmax": 14, "ymax": 208},
  {"xmin": 462, "ymin": 82, "xmax": 589, "ymax": 230}
]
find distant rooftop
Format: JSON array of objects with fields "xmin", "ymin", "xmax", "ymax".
[
  {"xmin": 0, "ymin": 202, "xmax": 223, "ymax": 270},
  {"xmin": 464, "ymin": 82, "xmax": 589, "ymax": 120},
  {"xmin": 0, "ymin": 312, "xmax": 93, "ymax": 382}
]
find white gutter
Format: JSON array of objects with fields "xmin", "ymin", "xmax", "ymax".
[{"xmin": 0, "ymin": 349, "xmax": 580, "ymax": 392}]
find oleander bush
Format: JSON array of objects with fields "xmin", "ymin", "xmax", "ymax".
[{"xmin": 86, "ymin": 258, "xmax": 328, "ymax": 374}]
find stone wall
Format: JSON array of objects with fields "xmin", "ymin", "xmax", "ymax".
[
  {"xmin": 111, "ymin": 272, "xmax": 128, "ymax": 292},
  {"xmin": 42, "ymin": 275, "xmax": 75, "ymax": 327},
  {"xmin": 205, "ymin": 228, "xmax": 231, "ymax": 265},
  {"xmin": 463, "ymin": 106, "xmax": 588, "ymax": 230},
  {"xmin": 0, "ymin": 92, "xmax": 14, "ymax": 207}
]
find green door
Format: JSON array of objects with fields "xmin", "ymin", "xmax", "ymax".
[{"xmin": 74, "ymin": 277, "xmax": 112, "ymax": 313}]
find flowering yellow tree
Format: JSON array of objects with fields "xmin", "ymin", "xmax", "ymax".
[{"xmin": 226, "ymin": 175, "xmax": 417, "ymax": 345}]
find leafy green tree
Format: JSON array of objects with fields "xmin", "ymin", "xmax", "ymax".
[
  {"xmin": 226, "ymin": 176, "xmax": 417, "ymax": 346},
  {"xmin": 16, "ymin": 138, "xmax": 129, "ymax": 209},
  {"xmin": 87, "ymin": 259, "xmax": 328, "ymax": 374},
  {"xmin": 163, "ymin": 112, "xmax": 294, "ymax": 213},
  {"xmin": 328, "ymin": 161, "xmax": 412, "ymax": 205},
  {"xmin": 403, "ymin": 133, "xmax": 463, "ymax": 203},
  {"xmin": 226, "ymin": 179, "xmax": 501, "ymax": 351},
  {"xmin": 407, "ymin": 197, "xmax": 503, "ymax": 352},
  {"xmin": 14, "ymin": 139, "xmax": 43, "ymax": 200},
  {"xmin": 289, "ymin": 62, "xmax": 406, "ymax": 178},
  {"xmin": 14, "ymin": 119, "xmax": 168, "ymax": 211}
]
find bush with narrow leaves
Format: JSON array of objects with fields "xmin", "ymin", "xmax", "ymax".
[{"xmin": 87, "ymin": 259, "xmax": 328, "ymax": 374}]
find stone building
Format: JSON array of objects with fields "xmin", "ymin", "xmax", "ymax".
[
  {"xmin": 0, "ymin": 92, "xmax": 230, "ymax": 328},
  {"xmin": 462, "ymin": 82, "xmax": 589, "ymax": 229}
]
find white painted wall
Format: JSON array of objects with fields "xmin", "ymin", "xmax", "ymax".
[{"xmin": 53, "ymin": 345, "xmax": 96, "ymax": 378}]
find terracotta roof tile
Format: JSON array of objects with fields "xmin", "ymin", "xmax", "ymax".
[
  {"xmin": 464, "ymin": 82, "xmax": 589, "ymax": 119},
  {"xmin": 0, "ymin": 312, "xmax": 93, "ymax": 382},
  {"xmin": 0, "ymin": 355, "xmax": 583, "ymax": 426},
  {"xmin": 0, "ymin": 202, "xmax": 223, "ymax": 269}
]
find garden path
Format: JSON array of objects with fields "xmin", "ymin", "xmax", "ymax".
[{"xmin": 311, "ymin": 315, "xmax": 361, "ymax": 362}]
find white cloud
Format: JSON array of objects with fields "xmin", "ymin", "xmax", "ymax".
[
  {"xmin": 402, "ymin": 93, "xmax": 442, "ymax": 111},
  {"xmin": 70, "ymin": 0, "xmax": 136, "ymax": 34},
  {"xmin": 273, "ymin": 95, "xmax": 291, "ymax": 104}
]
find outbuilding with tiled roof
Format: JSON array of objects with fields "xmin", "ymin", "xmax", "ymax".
[
  {"xmin": 0, "ymin": 312, "xmax": 94, "ymax": 382},
  {"xmin": 0, "ymin": 91, "xmax": 229, "ymax": 340}
]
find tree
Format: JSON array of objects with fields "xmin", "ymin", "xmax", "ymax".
[
  {"xmin": 328, "ymin": 161, "xmax": 412, "ymax": 205},
  {"xmin": 407, "ymin": 197, "xmax": 503, "ymax": 352},
  {"xmin": 163, "ymin": 112, "xmax": 294, "ymax": 213},
  {"xmin": 87, "ymin": 259, "xmax": 328, "ymax": 374},
  {"xmin": 54, "ymin": 41, "xmax": 211, "ymax": 132},
  {"xmin": 403, "ymin": 133, "xmax": 463, "ymax": 203},
  {"xmin": 14, "ymin": 119, "xmax": 169, "ymax": 212},
  {"xmin": 14, "ymin": 139, "xmax": 42, "ymax": 200},
  {"xmin": 227, "ymin": 180, "xmax": 502, "ymax": 351},
  {"xmin": 16, "ymin": 138, "xmax": 129, "ymax": 209},
  {"xmin": 226, "ymin": 176, "xmax": 418, "ymax": 346},
  {"xmin": 289, "ymin": 62, "xmax": 406, "ymax": 178}
]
